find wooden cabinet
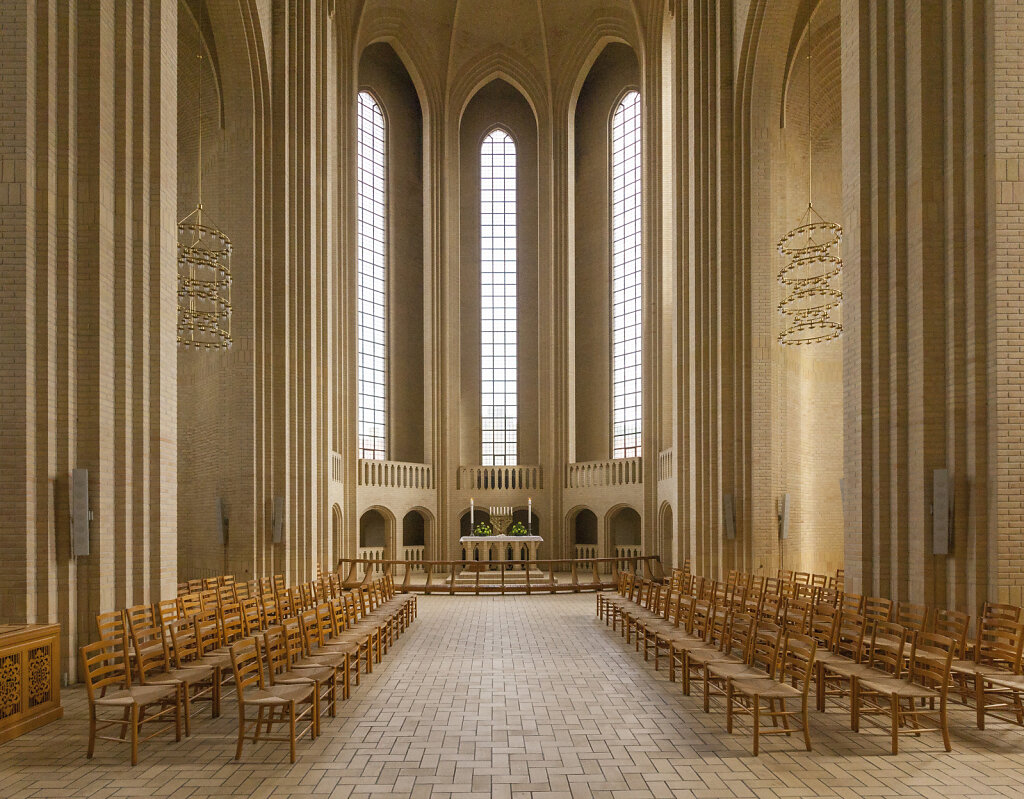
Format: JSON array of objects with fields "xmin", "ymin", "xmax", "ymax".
[{"xmin": 0, "ymin": 624, "xmax": 63, "ymax": 744}]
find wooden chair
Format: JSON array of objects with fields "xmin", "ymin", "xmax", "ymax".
[
  {"xmin": 230, "ymin": 637, "xmax": 317, "ymax": 763},
  {"xmin": 168, "ymin": 617, "xmax": 228, "ymax": 717},
  {"xmin": 852, "ymin": 631, "xmax": 955, "ymax": 754},
  {"xmin": 130, "ymin": 623, "xmax": 214, "ymax": 737},
  {"xmin": 896, "ymin": 602, "xmax": 930, "ymax": 634},
  {"xmin": 815, "ymin": 613, "xmax": 870, "ymax": 712},
  {"xmin": 80, "ymin": 638, "xmax": 181, "ymax": 765},
  {"xmin": 951, "ymin": 617, "xmax": 1024, "ymax": 729},
  {"xmin": 841, "ymin": 592, "xmax": 865, "ymax": 617},
  {"xmin": 726, "ymin": 632, "xmax": 817, "ymax": 755},
  {"xmin": 848, "ymin": 622, "xmax": 909, "ymax": 733},
  {"xmin": 155, "ymin": 598, "xmax": 181, "ymax": 631},
  {"xmin": 177, "ymin": 593, "xmax": 201, "ymax": 621},
  {"xmin": 932, "ymin": 608, "xmax": 971, "ymax": 658},
  {"xmin": 667, "ymin": 598, "xmax": 714, "ymax": 684},
  {"xmin": 263, "ymin": 625, "xmax": 336, "ymax": 734},
  {"xmin": 96, "ymin": 610, "xmax": 126, "ymax": 641}
]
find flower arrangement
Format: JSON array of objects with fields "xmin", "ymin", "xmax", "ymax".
[
  {"xmin": 472, "ymin": 521, "xmax": 493, "ymax": 537},
  {"xmin": 509, "ymin": 520, "xmax": 529, "ymax": 536}
]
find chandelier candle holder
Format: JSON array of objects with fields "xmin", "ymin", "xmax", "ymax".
[
  {"xmin": 177, "ymin": 51, "xmax": 233, "ymax": 350},
  {"xmin": 776, "ymin": 10, "xmax": 843, "ymax": 346}
]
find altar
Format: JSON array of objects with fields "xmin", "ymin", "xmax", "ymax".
[{"xmin": 459, "ymin": 534, "xmax": 543, "ymax": 568}]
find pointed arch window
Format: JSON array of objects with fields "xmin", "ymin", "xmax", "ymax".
[
  {"xmin": 611, "ymin": 90, "xmax": 642, "ymax": 459},
  {"xmin": 481, "ymin": 128, "xmax": 517, "ymax": 466},
  {"xmin": 357, "ymin": 90, "xmax": 388, "ymax": 460}
]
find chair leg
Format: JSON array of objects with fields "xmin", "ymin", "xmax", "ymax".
[
  {"xmin": 752, "ymin": 699, "xmax": 760, "ymax": 756},
  {"xmin": 801, "ymin": 697, "xmax": 811, "ymax": 751},
  {"xmin": 850, "ymin": 678, "xmax": 859, "ymax": 732},
  {"xmin": 289, "ymin": 702, "xmax": 297, "ymax": 764},
  {"xmin": 976, "ymin": 675, "xmax": 985, "ymax": 730},
  {"xmin": 130, "ymin": 704, "xmax": 140, "ymax": 766},
  {"xmin": 940, "ymin": 695, "xmax": 952, "ymax": 752},
  {"xmin": 87, "ymin": 705, "xmax": 97, "ymax": 759},
  {"xmin": 890, "ymin": 693, "xmax": 899, "ymax": 755},
  {"xmin": 726, "ymin": 683, "xmax": 734, "ymax": 733},
  {"xmin": 235, "ymin": 705, "xmax": 246, "ymax": 760},
  {"xmin": 174, "ymin": 688, "xmax": 182, "ymax": 742}
]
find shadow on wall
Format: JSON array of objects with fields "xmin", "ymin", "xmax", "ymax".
[
  {"xmin": 573, "ymin": 509, "xmax": 598, "ymax": 546},
  {"xmin": 359, "ymin": 509, "xmax": 387, "ymax": 549},
  {"xmin": 610, "ymin": 506, "xmax": 641, "ymax": 547}
]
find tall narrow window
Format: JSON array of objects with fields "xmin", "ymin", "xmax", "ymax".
[
  {"xmin": 481, "ymin": 129, "xmax": 517, "ymax": 465},
  {"xmin": 611, "ymin": 90, "xmax": 642, "ymax": 459},
  {"xmin": 357, "ymin": 91, "xmax": 387, "ymax": 460}
]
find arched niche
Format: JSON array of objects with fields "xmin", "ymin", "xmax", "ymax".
[
  {"xmin": 607, "ymin": 506, "xmax": 641, "ymax": 548},
  {"xmin": 511, "ymin": 508, "xmax": 540, "ymax": 537},
  {"xmin": 359, "ymin": 508, "xmax": 389, "ymax": 549},
  {"xmin": 459, "ymin": 508, "xmax": 491, "ymax": 538},
  {"xmin": 571, "ymin": 43, "xmax": 640, "ymax": 462},
  {"xmin": 402, "ymin": 510, "xmax": 426, "ymax": 547},
  {"xmin": 571, "ymin": 508, "xmax": 598, "ymax": 548},
  {"xmin": 458, "ymin": 79, "xmax": 539, "ymax": 466},
  {"xmin": 358, "ymin": 42, "xmax": 426, "ymax": 462}
]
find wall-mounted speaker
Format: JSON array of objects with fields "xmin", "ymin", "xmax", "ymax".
[
  {"xmin": 779, "ymin": 493, "xmax": 790, "ymax": 540},
  {"xmin": 933, "ymin": 469, "xmax": 952, "ymax": 555},
  {"xmin": 216, "ymin": 498, "xmax": 228, "ymax": 546},
  {"xmin": 723, "ymin": 494, "xmax": 736, "ymax": 540},
  {"xmin": 272, "ymin": 496, "xmax": 284, "ymax": 544},
  {"xmin": 71, "ymin": 469, "xmax": 90, "ymax": 557}
]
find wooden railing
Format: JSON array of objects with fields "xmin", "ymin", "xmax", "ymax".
[
  {"xmin": 335, "ymin": 554, "xmax": 663, "ymax": 595},
  {"xmin": 458, "ymin": 464, "xmax": 542, "ymax": 491},
  {"xmin": 564, "ymin": 457, "xmax": 642, "ymax": 488},
  {"xmin": 358, "ymin": 459, "xmax": 433, "ymax": 489}
]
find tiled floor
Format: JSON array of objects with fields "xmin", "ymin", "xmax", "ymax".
[{"xmin": 2, "ymin": 594, "xmax": 1024, "ymax": 798}]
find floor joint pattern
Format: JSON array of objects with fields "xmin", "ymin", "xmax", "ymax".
[{"xmin": 2, "ymin": 594, "xmax": 1024, "ymax": 798}]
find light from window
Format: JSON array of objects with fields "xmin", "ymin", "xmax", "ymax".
[
  {"xmin": 611, "ymin": 91, "xmax": 642, "ymax": 459},
  {"xmin": 357, "ymin": 91, "xmax": 387, "ymax": 460},
  {"xmin": 481, "ymin": 129, "xmax": 517, "ymax": 466}
]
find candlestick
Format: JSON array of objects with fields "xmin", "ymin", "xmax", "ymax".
[
  {"xmin": 470, "ymin": 498, "xmax": 474, "ymax": 528},
  {"xmin": 528, "ymin": 498, "xmax": 532, "ymax": 535}
]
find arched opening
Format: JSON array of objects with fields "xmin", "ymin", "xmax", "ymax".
[
  {"xmin": 459, "ymin": 508, "xmax": 491, "ymax": 539},
  {"xmin": 571, "ymin": 42, "xmax": 640, "ymax": 462},
  {"xmin": 331, "ymin": 504, "xmax": 343, "ymax": 569},
  {"xmin": 608, "ymin": 506, "xmax": 641, "ymax": 561},
  {"xmin": 659, "ymin": 503, "xmax": 673, "ymax": 571},
  {"xmin": 401, "ymin": 509, "xmax": 427, "ymax": 572},
  {"xmin": 357, "ymin": 42, "xmax": 425, "ymax": 463},
  {"xmin": 358, "ymin": 508, "xmax": 391, "ymax": 572},
  {"xmin": 459, "ymin": 79, "xmax": 539, "ymax": 466},
  {"xmin": 571, "ymin": 508, "xmax": 598, "ymax": 564},
  {"xmin": 511, "ymin": 508, "xmax": 540, "ymax": 538}
]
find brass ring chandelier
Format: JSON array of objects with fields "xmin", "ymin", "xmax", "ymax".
[
  {"xmin": 177, "ymin": 50, "xmax": 233, "ymax": 350},
  {"xmin": 776, "ymin": 11, "xmax": 843, "ymax": 346}
]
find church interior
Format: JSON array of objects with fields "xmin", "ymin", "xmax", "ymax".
[{"xmin": 2, "ymin": 0, "xmax": 1024, "ymax": 794}]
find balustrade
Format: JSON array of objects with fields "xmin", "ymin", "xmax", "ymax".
[
  {"xmin": 564, "ymin": 457, "xmax": 642, "ymax": 488},
  {"xmin": 458, "ymin": 464, "xmax": 542, "ymax": 491},
  {"xmin": 357, "ymin": 459, "xmax": 433, "ymax": 490}
]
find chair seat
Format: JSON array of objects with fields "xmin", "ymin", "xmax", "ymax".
[
  {"xmin": 708, "ymin": 662, "xmax": 769, "ymax": 680},
  {"xmin": 144, "ymin": 665, "xmax": 214, "ymax": 686},
  {"xmin": 986, "ymin": 673, "xmax": 1024, "ymax": 690},
  {"xmin": 823, "ymin": 661, "xmax": 876, "ymax": 678},
  {"xmin": 273, "ymin": 665, "xmax": 333, "ymax": 685},
  {"xmin": 814, "ymin": 650, "xmax": 855, "ymax": 665},
  {"xmin": 94, "ymin": 683, "xmax": 178, "ymax": 707},
  {"xmin": 950, "ymin": 660, "xmax": 1015, "ymax": 679},
  {"xmin": 242, "ymin": 683, "xmax": 314, "ymax": 706},
  {"xmin": 858, "ymin": 675, "xmax": 936, "ymax": 699},
  {"xmin": 689, "ymin": 649, "xmax": 741, "ymax": 667},
  {"xmin": 730, "ymin": 677, "xmax": 803, "ymax": 699}
]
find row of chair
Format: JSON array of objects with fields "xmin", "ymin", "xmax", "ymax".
[
  {"xmin": 80, "ymin": 573, "xmax": 416, "ymax": 765},
  {"xmin": 599, "ymin": 568, "xmax": 1024, "ymax": 755}
]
